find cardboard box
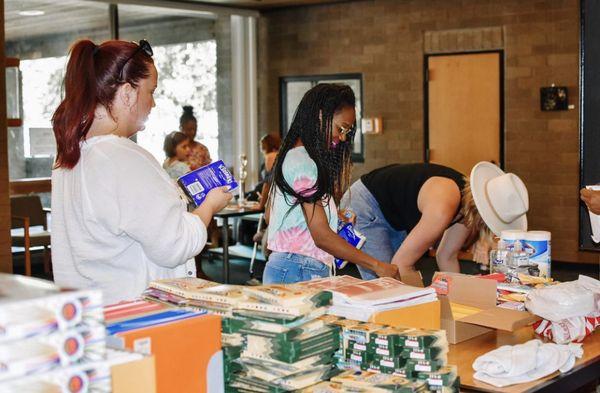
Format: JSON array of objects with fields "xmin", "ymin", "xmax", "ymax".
[
  {"xmin": 111, "ymin": 355, "xmax": 156, "ymax": 393},
  {"xmin": 370, "ymin": 300, "xmax": 441, "ymax": 330},
  {"xmin": 432, "ymin": 272, "xmax": 539, "ymax": 344},
  {"xmin": 110, "ymin": 314, "xmax": 223, "ymax": 393}
]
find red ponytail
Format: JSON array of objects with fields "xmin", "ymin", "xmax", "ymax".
[{"xmin": 52, "ymin": 39, "xmax": 153, "ymax": 169}]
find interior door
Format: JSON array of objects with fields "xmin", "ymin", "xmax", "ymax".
[{"xmin": 426, "ymin": 52, "xmax": 502, "ymax": 176}]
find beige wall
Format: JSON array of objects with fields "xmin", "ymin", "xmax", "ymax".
[{"xmin": 258, "ymin": 0, "xmax": 599, "ymax": 264}]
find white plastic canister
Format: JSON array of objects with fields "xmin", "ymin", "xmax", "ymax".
[
  {"xmin": 500, "ymin": 230, "xmax": 526, "ymax": 251},
  {"xmin": 523, "ymin": 231, "xmax": 551, "ymax": 278}
]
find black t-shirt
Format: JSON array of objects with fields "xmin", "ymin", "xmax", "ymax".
[{"xmin": 361, "ymin": 163, "xmax": 466, "ymax": 232}]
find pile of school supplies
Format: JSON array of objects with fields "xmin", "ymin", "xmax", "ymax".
[
  {"xmin": 0, "ymin": 274, "xmax": 108, "ymax": 391},
  {"xmin": 326, "ymin": 315, "xmax": 458, "ymax": 391},
  {"xmin": 144, "ymin": 277, "xmax": 457, "ymax": 392},
  {"xmin": 145, "ymin": 277, "xmax": 342, "ymax": 392}
]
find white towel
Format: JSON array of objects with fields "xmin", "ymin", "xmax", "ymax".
[{"xmin": 472, "ymin": 339, "xmax": 583, "ymax": 388}]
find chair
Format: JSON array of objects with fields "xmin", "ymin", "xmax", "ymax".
[{"xmin": 10, "ymin": 195, "xmax": 51, "ymax": 276}]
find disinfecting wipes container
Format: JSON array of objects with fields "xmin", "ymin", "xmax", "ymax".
[
  {"xmin": 523, "ymin": 231, "xmax": 551, "ymax": 278},
  {"xmin": 500, "ymin": 230, "xmax": 526, "ymax": 251}
]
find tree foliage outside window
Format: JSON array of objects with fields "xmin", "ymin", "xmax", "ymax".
[{"xmin": 20, "ymin": 40, "xmax": 218, "ymax": 163}]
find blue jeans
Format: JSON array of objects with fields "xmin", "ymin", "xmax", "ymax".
[
  {"xmin": 341, "ymin": 180, "xmax": 407, "ymax": 280},
  {"xmin": 263, "ymin": 252, "xmax": 330, "ymax": 284}
]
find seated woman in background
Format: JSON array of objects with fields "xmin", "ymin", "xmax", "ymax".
[
  {"xmin": 264, "ymin": 83, "xmax": 399, "ymax": 284},
  {"xmin": 51, "ymin": 39, "xmax": 232, "ymax": 304},
  {"xmin": 180, "ymin": 105, "xmax": 211, "ymax": 170},
  {"xmin": 163, "ymin": 131, "xmax": 191, "ymax": 180}
]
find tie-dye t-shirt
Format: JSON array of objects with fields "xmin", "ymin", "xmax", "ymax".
[{"xmin": 267, "ymin": 146, "xmax": 337, "ymax": 267}]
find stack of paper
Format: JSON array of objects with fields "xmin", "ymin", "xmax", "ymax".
[{"xmin": 320, "ymin": 277, "xmax": 438, "ymax": 321}]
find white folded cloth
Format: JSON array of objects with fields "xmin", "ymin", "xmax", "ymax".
[{"xmin": 472, "ymin": 339, "xmax": 583, "ymax": 388}]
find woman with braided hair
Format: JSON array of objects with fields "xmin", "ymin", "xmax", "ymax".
[{"xmin": 264, "ymin": 83, "xmax": 400, "ymax": 284}]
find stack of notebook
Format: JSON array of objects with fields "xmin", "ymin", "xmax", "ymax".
[
  {"xmin": 316, "ymin": 276, "xmax": 438, "ymax": 322},
  {"xmin": 145, "ymin": 277, "xmax": 342, "ymax": 392}
]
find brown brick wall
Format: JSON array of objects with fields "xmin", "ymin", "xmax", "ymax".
[
  {"xmin": 258, "ymin": 0, "xmax": 599, "ymax": 264},
  {"xmin": 0, "ymin": 0, "xmax": 13, "ymax": 272}
]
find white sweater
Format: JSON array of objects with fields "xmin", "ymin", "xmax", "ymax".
[{"xmin": 51, "ymin": 135, "xmax": 207, "ymax": 305}]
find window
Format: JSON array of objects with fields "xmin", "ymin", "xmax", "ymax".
[
  {"xmin": 280, "ymin": 74, "xmax": 364, "ymax": 163},
  {"xmin": 5, "ymin": 0, "xmax": 111, "ymax": 180},
  {"xmin": 118, "ymin": 3, "xmax": 219, "ymax": 163}
]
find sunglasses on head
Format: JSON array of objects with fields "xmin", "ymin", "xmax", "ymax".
[{"xmin": 118, "ymin": 39, "xmax": 153, "ymax": 81}]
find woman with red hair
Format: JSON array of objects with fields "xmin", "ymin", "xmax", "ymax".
[{"xmin": 51, "ymin": 39, "xmax": 232, "ymax": 304}]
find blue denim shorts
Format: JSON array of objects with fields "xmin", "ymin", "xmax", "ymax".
[
  {"xmin": 263, "ymin": 252, "xmax": 330, "ymax": 284},
  {"xmin": 341, "ymin": 179, "xmax": 407, "ymax": 280}
]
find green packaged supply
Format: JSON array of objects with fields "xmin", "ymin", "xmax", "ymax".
[
  {"xmin": 345, "ymin": 349, "xmax": 372, "ymax": 364},
  {"xmin": 223, "ymin": 345, "xmax": 243, "ymax": 360},
  {"xmin": 344, "ymin": 323, "xmax": 386, "ymax": 344},
  {"xmin": 373, "ymin": 355, "xmax": 408, "ymax": 373},
  {"xmin": 241, "ymin": 318, "xmax": 337, "ymax": 341},
  {"xmin": 426, "ymin": 376, "xmax": 460, "ymax": 392},
  {"xmin": 223, "ymin": 333, "xmax": 245, "ymax": 347},
  {"xmin": 232, "ymin": 307, "xmax": 326, "ymax": 326},
  {"xmin": 405, "ymin": 358, "xmax": 446, "ymax": 374},
  {"xmin": 400, "ymin": 330, "xmax": 447, "ymax": 349},
  {"xmin": 242, "ymin": 337, "xmax": 339, "ymax": 363},
  {"xmin": 416, "ymin": 365, "xmax": 457, "ymax": 388},
  {"xmin": 230, "ymin": 366, "xmax": 341, "ymax": 392},
  {"xmin": 401, "ymin": 346, "xmax": 448, "ymax": 361},
  {"xmin": 330, "ymin": 318, "xmax": 361, "ymax": 351},
  {"xmin": 245, "ymin": 326, "xmax": 340, "ymax": 353},
  {"xmin": 241, "ymin": 284, "xmax": 332, "ymax": 308},
  {"xmin": 370, "ymin": 327, "xmax": 417, "ymax": 349},
  {"xmin": 237, "ymin": 295, "xmax": 329, "ymax": 317},
  {"xmin": 240, "ymin": 353, "xmax": 334, "ymax": 374},
  {"xmin": 392, "ymin": 367, "xmax": 411, "ymax": 379},
  {"xmin": 370, "ymin": 343, "xmax": 402, "ymax": 358},
  {"xmin": 347, "ymin": 340, "xmax": 369, "ymax": 353},
  {"xmin": 331, "ymin": 371, "xmax": 428, "ymax": 392},
  {"xmin": 222, "ymin": 317, "xmax": 245, "ymax": 334}
]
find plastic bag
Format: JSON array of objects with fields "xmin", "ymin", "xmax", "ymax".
[
  {"xmin": 534, "ymin": 314, "xmax": 600, "ymax": 344},
  {"xmin": 525, "ymin": 275, "xmax": 600, "ymax": 322}
]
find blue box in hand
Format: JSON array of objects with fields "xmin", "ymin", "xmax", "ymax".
[
  {"xmin": 335, "ymin": 221, "xmax": 367, "ymax": 269},
  {"xmin": 178, "ymin": 160, "xmax": 238, "ymax": 206}
]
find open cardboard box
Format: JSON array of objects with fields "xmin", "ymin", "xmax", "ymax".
[{"xmin": 432, "ymin": 272, "xmax": 539, "ymax": 344}]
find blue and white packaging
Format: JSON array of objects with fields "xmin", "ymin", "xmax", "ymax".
[
  {"xmin": 335, "ymin": 221, "xmax": 366, "ymax": 269},
  {"xmin": 500, "ymin": 230, "xmax": 527, "ymax": 252},
  {"xmin": 522, "ymin": 231, "xmax": 551, "ymax": 279},
  {"xmin": 178, "ymin": 160, "xmax": 238, "ymax": 206}
]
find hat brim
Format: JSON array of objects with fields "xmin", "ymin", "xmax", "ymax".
[{"xmin": 470, "ymin": 162, "xmax": 528, "ymax": 237}]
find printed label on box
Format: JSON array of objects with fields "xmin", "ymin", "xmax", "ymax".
[{"xmin": 133, "ymin": 337, "xmax": 152, "ymax": 355}]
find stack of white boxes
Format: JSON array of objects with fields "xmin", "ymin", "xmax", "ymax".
[{"xmin": 0, "ymin": 274, "xmax": 109, "ymax": 392}]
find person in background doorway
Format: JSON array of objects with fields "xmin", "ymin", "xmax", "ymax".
[
  {"xmin": 246, "ymin": 133, "xmax": 281, "ymax": 285},
  {"xmin": 342, "ymin": 162, "xmax": 529, "ymax": 278},
  {"xmin": 255, "ymin": 133, "xmax": 281, "ymax": 210},
  {"xmin": 162, "ymin": 131, "xmax": 191, "ymax": 180},
  {"xmin": 180, "ymin": 105, "xmax": 211, "ymax": 170},
  {"xmin": 51, "ymin": 39, "xmax": 232, "ymax": 304},
  {"xmin": 264, "ymin": 83, "xmax": 399, "ymax": 284}
]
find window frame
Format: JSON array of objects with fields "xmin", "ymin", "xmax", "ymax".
[{"xmin": 279, "ymin": 73, "xmax": 365, "ymax": 163}]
